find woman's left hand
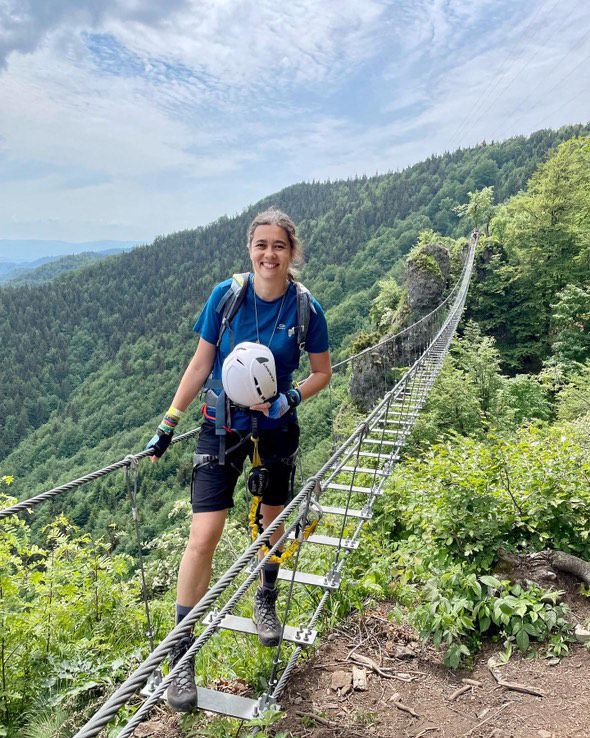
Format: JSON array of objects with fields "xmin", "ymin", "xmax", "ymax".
[
  {"xmin": 250, "ymin": 393, "xmax": 291, "ymax": 418},
  {"xmin": 249, "ymin": 400, "xmax": 272, "ymax": 416}
]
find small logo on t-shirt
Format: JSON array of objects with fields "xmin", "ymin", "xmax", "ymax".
[{"xmin": 277, "ymin": 323, "xmax": 286, "ymax": 331}]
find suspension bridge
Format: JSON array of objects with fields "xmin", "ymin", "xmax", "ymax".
[{"xmin": 0, "ymin": 231, "xmax": 477, "ymax": 736}]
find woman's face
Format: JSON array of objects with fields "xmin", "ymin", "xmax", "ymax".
[{"xmin": 249, "ymin": 224, "xmax": 292, "ymax": 285}]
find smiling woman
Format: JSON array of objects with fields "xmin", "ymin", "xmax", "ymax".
[
  {"xmin": 248, "ymin": 208, "xmax": 304, "ymax": 286},
  {"xmin": 144, "ymin": 206, "xmax": 331, "ymax": 713}
]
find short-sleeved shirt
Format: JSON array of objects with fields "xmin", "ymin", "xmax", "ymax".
[{"xmin": 194, "ymin": 275, "xmax": 329, "ymax": 430}]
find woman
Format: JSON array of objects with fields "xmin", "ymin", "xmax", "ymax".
[{"xmin": 147, "ymin": 208, "xmax": 331, "ymax": 711}]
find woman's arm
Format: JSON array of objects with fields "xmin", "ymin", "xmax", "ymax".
[
  {"xmin": 298, "ymin": 351, "xmax": 332, "ymax": 401},
  {"xmin": 249, "ymin": 350, "xmax": 332, "ymax": 415},
  {"xmin": 148, "ymin": 338, "xmax": 216, "ymax": 462},
  {"xmin": 170, "ymin": 338, "xmax": 217, "ymax": 411}
]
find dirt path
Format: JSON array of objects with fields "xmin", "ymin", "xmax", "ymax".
[
  {"xmin": 132, "ymin": 575, "xmax": 590, "ymax": 738},
  {"xmin": 277, "ymin": 603, "xmax": 590, "ymax": 738}
]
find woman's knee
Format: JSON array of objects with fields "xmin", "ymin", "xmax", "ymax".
[{"xmin": 186, "ymin": 510, "xmax": 226, "ymax": 558}]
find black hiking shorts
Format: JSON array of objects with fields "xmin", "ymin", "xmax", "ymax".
[{"xmin": 190, "ymin": 420, "xmax": 300, "ymax": 513}]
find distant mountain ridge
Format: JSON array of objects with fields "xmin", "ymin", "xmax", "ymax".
[
  {"xmin": 0, "ymin": 242, "xmax": 140, "ymax": 283},
  {"xmin": 0, "ymin": 249, "xmax": 130, "ymax": 286},
  {"xmin": 0, "ymin": 238, "xmax": 141, "ymax": 263},
  {"xmin": 0, "ymin": 255, "xmax": 55, "ymax": 278}
]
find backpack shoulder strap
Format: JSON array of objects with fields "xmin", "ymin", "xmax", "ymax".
[
  {"xmin": 215, "ymin": 272, "xmax": 251, "ymax": 347},
  {"xmin": 294, "ymin": 281, "xmax": 316, "ymax": 351}
]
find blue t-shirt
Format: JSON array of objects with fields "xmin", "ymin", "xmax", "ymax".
[{"xmin": 194, "ymin": 275, "xmax": 329, "ymax": 430}]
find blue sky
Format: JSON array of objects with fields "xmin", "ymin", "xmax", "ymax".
[{"xmin": 0, "ymin": 0, "xmax": 589, "ymax": 244}]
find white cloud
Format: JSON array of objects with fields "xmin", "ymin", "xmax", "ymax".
[
  {"xmin": 0, "ymin": 0, "xmax": 589, "ymax": 242},
  {"xmin": 0, "ymin": 0, "xmax": 190, "ymax": 68}
]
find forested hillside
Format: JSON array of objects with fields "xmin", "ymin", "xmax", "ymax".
[
  {"xmin": 2, "ymin": 128, "xmax": 590, "ymax": 738},
  {"xmin": 1, "ymin": 124, "xmax": 586, "ymax": 472}
]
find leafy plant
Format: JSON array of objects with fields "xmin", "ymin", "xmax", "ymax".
[{"xmin": 414, "ymin": 571, "xmax": 570, "ymax": 668}]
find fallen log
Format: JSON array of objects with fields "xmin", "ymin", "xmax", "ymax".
[
  {"xmin": 547, "ymin": 550, "xmax": 590, "ymax": 585},
  {"xmin": 497, "ymin": 548, "xmax": 590, "ymax": 587}
]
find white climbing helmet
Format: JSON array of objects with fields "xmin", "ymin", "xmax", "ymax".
[{"xmin": 221, "ymin": 342, "xmax": 277, "ymax": 407}]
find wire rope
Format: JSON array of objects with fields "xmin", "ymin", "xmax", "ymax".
[
  {"xmin": 493, "ymin": 28, "xmax": 590, "ymax": 142},
  {"xmin": 446, "ymin": 0, "xmax": 560, "ymax": 152}
]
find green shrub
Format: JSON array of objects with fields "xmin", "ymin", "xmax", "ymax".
[{"xmin": 414, "ymin": 569, "xmax": 570, "ymax": 667}]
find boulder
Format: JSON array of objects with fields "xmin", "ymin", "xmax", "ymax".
[{"xmin": 406, "ymin": 243, "xmax": 450, "ymax": 313}]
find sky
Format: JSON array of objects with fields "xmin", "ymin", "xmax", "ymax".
[{"xmin": 0, "ymin": 0, "xmax": 589, "ymax": 246}]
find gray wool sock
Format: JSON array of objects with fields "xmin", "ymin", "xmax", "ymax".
[{"xmin": 176, "ymin": 603, "xmax": 193, "ymax": 625}]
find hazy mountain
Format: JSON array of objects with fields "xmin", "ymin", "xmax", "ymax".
[
  {"xmin": 1, "ymin": 250, "xmax": 130, "ymax": 286},
  {"xmin": 0, "ymin": 239, "xmax": 141, "ymax": 263}
]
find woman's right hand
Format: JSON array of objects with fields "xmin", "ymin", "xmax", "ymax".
[{"xmin": 145, "ymin": 430, "xmax": 173, "ymax": 461}]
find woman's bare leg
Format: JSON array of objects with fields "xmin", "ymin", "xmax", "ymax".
[
  {"xmin": 260, "ymin": 503, "xmax": 285, "ymax": 546},
  {"xmin": 177, "ymin": 509, "xmax": 228, "ymax": 607}
]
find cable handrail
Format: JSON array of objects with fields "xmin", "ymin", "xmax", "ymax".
[
  {"xmin": 0, "ymin": 427, "xmax": 200, "ymax": 520},
  {"xmin": 332, "ymin": 268, "xmax": 458, "ymax": 370}
]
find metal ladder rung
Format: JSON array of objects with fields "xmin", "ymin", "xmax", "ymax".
[
  {"xmin": 358, "ymin": 451, "xmax": 400, "ymax": 460},
  {"xmin": 334, "ymin": 466, "xmax": 387, "ymax": 475},
  {"xmin": 374, "ymin": 420, "xmax": 413, "ymax": 428},
  {"xmin": 167, "ymin": 687, "xmax": 260, "ymax": 719},
  {"xmin": 363, "ymin": 438, "xmax": 400, "ymax": 446},
  {"xmin": 321, "ymin": 505, "xmax": 372, "ymax": 520},
  {"xmin": 203, "ymin": 613, "xmax": 317, "ymax": 646},
  {"xmin": 287, "ymin": 531, "xmax": 359, "ymax": 549},
  {"xmin": 277, "ymin": 568, "xmax": 340, "ymax": 590},
  {"xmin": 326, "ymin": 482, "xmax": 373, "ymax": 493}
]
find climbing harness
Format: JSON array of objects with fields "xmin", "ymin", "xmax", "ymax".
[{"xmin": 246, "ymin": 418, "xmax": 319, "ymax": 565}]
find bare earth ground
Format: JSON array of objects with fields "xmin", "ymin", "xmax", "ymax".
[{"xmin": 133, "ymin": 572, "xmax": 590, "ymax": 738}]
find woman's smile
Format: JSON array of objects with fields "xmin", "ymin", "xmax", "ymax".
[{"xmin": 250, "ymin": 223, "xmax": 291, "ymax": 287}]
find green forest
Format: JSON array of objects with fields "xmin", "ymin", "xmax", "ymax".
[{"xmin": 1, "ymin": 126, "xmax": 590, "ymax": 737}]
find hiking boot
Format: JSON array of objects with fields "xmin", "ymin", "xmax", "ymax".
[
  {"xmin": 253, "ymin": 587, "xmax": 282, "ymax": 647},
  {"xmin": 167, "ymin": 635, "xmax": 198, "ymax": 712}
]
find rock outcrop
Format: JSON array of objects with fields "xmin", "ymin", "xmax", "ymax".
[
  {"xmin": 406, "ymin": 243, "xmax": 450, "ymax": 314},
  {"xmin": 349, "ymin": 242, "xmax": 452, "ymax": 410}
]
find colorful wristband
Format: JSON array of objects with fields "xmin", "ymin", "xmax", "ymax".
[{"xmin": 158, "ymin": 405, "xmax": 184, "ymax": 434}]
